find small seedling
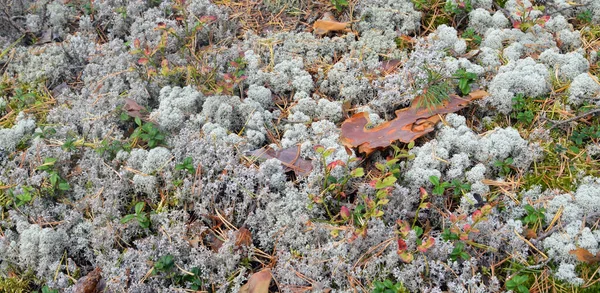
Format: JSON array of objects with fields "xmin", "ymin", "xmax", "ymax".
[
  {"xmin": 449, "ymin": 241, "xmax": 470, "ymax": 261},
  {"xmin": 121, "ymin": 202, "xmax": 151, "ymax": 229},
  {"xmin": 372, "ymin": 279, "xmax": 408, "ymax": 293},
  {"xmin": 175, "ymin": 157, "xmax": 196, "ymax": 175},
  {"xmin": 453, "ymin": 69, "xmax": 477, "ymax": 95},
  {"xmin": 131, "ymin": 117, "xmax": 166, "ymax": 148},
  {"xmin": 37, "ymin": 158, "xmax": 70, "ymax": 191},
  {"xmin": 330, "ymin": 0, "xmax": 348, "ymax": 12},
  {"xmin": 429, "ymin": 175, "xmax": 451, "ymax": 195},
  {"xmin": 154, "ymin": 254, "xmax": 175, "ymax": 272},
  {"xmin": 505, "ymin": 274, "xmax": 529, "ymax": 293},
  {"xmin": 450, "ymin": 179, "xmax": 471, "ymax": 196},
  {"xmin": 494, "ymin": 157, "xmax": 513, "ymax": 177},
  {"xmin": 521, "ymin": 204, "xmax": 545, "ymax": 228}
]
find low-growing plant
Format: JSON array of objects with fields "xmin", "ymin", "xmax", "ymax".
[
  {"xmin": 37, "ymin": 158, "xmax": 70, "ymax": 192},
  {"xmin": 372, "ymin": 279, "xmax": 409, "ymax": 293},
  {"xmin": 175, "ymin": 157, "xmax": 196, "ymax": 175},
  {"xmin": 330, "ymin": 0, "xmax": 348, "ymax": 12},
  {"xmin": 441, "ymin": 204, "xmax": 493, "ymax": 261},
  {"xmin": 413, "ymin": 67, "xmax": 452, "ymax": 111},
  {"xmin": 450, "ymin": 179, "xmax": 471, "ymax": 196},
  {"xmin": 461, "ymin": 28, "xmax": 482, "ymax": 49},
  {"xmin": 521, "ymin": 204, "xmax": 545, "ymax": 229},
  {"xmin": 429, "ymin": 175, "xmax": 451, "ymax": 195},
  {"xmin": 453, "ymin": 69, "xmax": 477, "ymax": 96},
  {"xmin": 505, "ymin": 274, "xmax": 530, "ymax": 293},
  {"xmin": 131, "ymin": 117, "xmax": 166, "ymax": 149},
  {"xmin": 121, "ymin": 202, "xmax": 151, "ymax": 229},
  {"xmin": 494, "ymin": 157, "xmax": 514, "ymax": 177}
]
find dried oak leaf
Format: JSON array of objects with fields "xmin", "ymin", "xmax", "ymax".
[
  {"xmin": 341, "ymin": 90, "xmax": 487, "ymax": 155},
  {"xmin": 247, "ymin": 145, "xmax": 313, "ymax": 176},
  {"xmin": 123, "ymin": 98, "xmax": 145, "ymax": 119},
  {"xmin": 239, "ymin": 269, "xmax": 272, "ymax": 293},
  {"xmin": 313, "ymin": 12, "xmax": 351, "ymax": 36},
  {"xmin": 569, "ymin": 248, "xmax": 600, "ymax": 264},
  {"xmin": 73, "ymin": 267, "xmax": 107, "ymax": 293}
]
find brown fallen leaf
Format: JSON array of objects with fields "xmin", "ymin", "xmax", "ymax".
[
  {"xmin": 380, "ymin": 59, "xmax": 402, "ymax": 75},
  {"xmin": 73, "ymin": 267, "xmax": 106, "ymax": 293},
  {"xmin": 236, "ymin": 227, "xmax": 252, "ymax": 248},
  {"xmin": 341, "ymin": 90, "xmax": 487, "ymax": 155},
  {"xmin": 247, "ymin": 145, "xmax": 313, "ymax": 176},
  {"xmin": 239, "ymin": 269, "xmax": 272, "ymax": 293},
  {"xmin": 569, "ymin": 248, "xmax": 600, "ymax": 264},
  {"xmin": 123, "ymin": 98, "xmax": 145, "ymax": 119},
  {"xmin": 313, "ymin": 12, "xmax": 351, "ymax": 36}
]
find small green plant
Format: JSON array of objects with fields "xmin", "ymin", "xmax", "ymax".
[
  {"xmin": 39, "ymin": 285, "xmax": 59, "ymax": 293},
  {"xmin": 511, "ymin": 94, "xmax": 535, "ymax": 125},
  {"xmin": 10, "ymin": 186, "xmax": 35, "ymax": 207},
  {"xmin": 448, "ymin": 241, "xmax": 470, "ymax": 261},
  {"xmin": 372, "ymin": 279, "xmax": 409, "ymax": 293},
  {"xmin": 461, "ymin": 28, "xmax": 482, "ymax": 48},
  {"xmin": 429, "ymin": 175, "xmax": 451, "ymax": 195},
  {"xmin": 175, "ymin": 157, "xmax": 196, "ymax": 175},
  {"xmin": 570, "ymin": 125, "xmax": 600, "ymax": 146},
  {"xmin": 37, "ymin": 158, "xmax": 70, "ymax": 192},
  {"xmin": 154, "ymin": 254, "xmax": 175, "ymax": 272},
  {"xmin": 413, "ymin": 67, "xmax": 452, "ymax": 111},
  {"xmin": 330, "ymin": 0, "xmax": 348, "ymax": 12},
  {"xmin": 444, "ymin": 0, "xmax": 473, "ymax": 15},
  {"xmin": 174, "ymin": 267, "xmax": 205, "ymax": 290},
  {"xmin": 494, "ymin": 157, "xmax": 514, "ymax": 177},
  {"xmin": 521, "ymin": 204, "xmax": 545, "ymax": 228},
  {"xmin": 131, "ymin": 117, "xmax": 166, "ymax": 148},
  {"xmin": 33, "ymin": 126, "xmax": 56, "ymax": 139},
  {"xmin": 450, "ymin": 179, "xmax": 471, "ymax": 196},
  {"xmin": 96, "ymin": 138, "xmax": 131, "ymax": 161},
  {"xmin": 505, "ymin": 274, "xmax": 529, "ymax": 293},
  {"xmin": 121, "ymin": 202, "xmax": 151, "ymax": 229},
  {"xmin": 577, "ymin": 10, "xmax": 593, "ymax": 24},
  {"xmin": 453, "ymin": 69, "xmax": 477, "ymax": 96}
]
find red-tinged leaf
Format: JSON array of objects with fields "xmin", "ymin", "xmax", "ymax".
[
  {"xmin": 418, "ymin": 236, "xmax": 435, "ymax": 252},
  {"xmin": 397, "ymin": 220, "xmax": 411, "ymax": 237},
  {"xmin": 513, "ymin": 21, "xmax": 521, "ymax": 29},
  {"xmin": 138, "ymin": 57, "xmax": 149, "ymax": 65},
  {"xmin": 247, "ymin": 145, "xmax": 313, "ymax": 176},
  {"xmin": 134, "ymin": 38, "xmax": 140, "ymax": 48},
  {"xmin": 397, "ymin": 238, "xmax": 408, "ymax": 252},
  {"xmin": 156, "ymin": 22, "xmax": 166, "ymax": 29},
  {"xmin": 239, "ymin": 269, "xmax": 272, "ymax": 293},
  {"xmin": 340, "ymin": 206, "xmax": 351, "ymax": 220},
  {"xmin": 398, "ymin": 251, "xmax": 414, "ymax": 263},
  {"xmin": 200, "ymin": 15, "xmax": 217, "ymax": 23},
  {"xmin": 327, "ymin": 160, "xmax": 346, "ymax": 171}
]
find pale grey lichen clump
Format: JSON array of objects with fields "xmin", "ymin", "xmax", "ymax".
[
  {"xmin": 405, "ymin": 113, "xmax": 538, "ymax": 192},
  {"xmin": 151, "ymin": 86, "xmax": 203, "ymax": 131},
  {"xmin": 486, "ymin": 58, "xmax": 550, "ymax": 113},
  {"xmin": 0, "ymin": 113, "xmax": 36, "ymax": 152}
]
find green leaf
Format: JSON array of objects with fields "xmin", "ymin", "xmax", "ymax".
[
  {"xmin": 135, "ymin": 202, "xmax": 145, "ymax": 214},
  {"xmin": 121, "ymin": 214, "xmax": 136, "ymax": 224},
  {"xmin": 429, "ymin": 175, "xmax": 440, "ymax": 186},
  {"xmin": 135, "ymin": 116, "xmax": 142, "ymax": 127},
  {"xmin": 58, "ymin": 182, "xmax": 70, "ymax": 191},
  {"xmin": 375, "ymin": 176, "xmax": 396, "ymax": 189},
  {"xmin": 351, "ymin": 167, "xmax": 364, "ymax": 178},
  {"xmin": 413, "ymin": 226, "xmax": 423, "ymax": 237}
]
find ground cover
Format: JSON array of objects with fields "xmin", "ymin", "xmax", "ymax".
[{"xmin": 1, "ymin": 0, "xmax": 600, "ymax": 292}]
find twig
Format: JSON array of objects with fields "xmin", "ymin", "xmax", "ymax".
[{"xmin": 542, "ymin": 108, "xmax": 600, "ymax": 130}]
